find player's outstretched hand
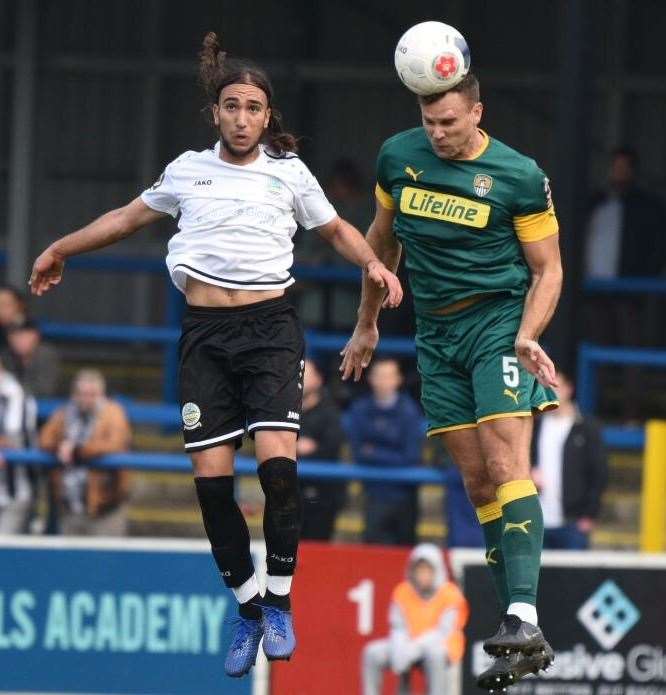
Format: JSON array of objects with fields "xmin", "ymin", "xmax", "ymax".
[
  {"xmin": 366, "ymin": 261, "xmax": 403, "ymax": 309},
  {"xmin": 515, "ymin": 337, "xmax": 558, "ymax": 388},
  {"xmin": 29, "ymin": 248, "xmax": 65, "ymax": 296},
  {"xmin": 339, "ymin": 322, "xmax": 379, "ymax": 382}
]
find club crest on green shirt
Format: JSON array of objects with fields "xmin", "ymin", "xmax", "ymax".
[{"xmin": 473, "ymin": 173, "xmax": 493, "ymax": 197}]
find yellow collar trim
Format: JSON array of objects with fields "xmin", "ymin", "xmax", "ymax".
[{"xmin": 461, "ymin": 129, "xmax": 490, "ymax": 161}]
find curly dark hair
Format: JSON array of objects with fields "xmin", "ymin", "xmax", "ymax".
[{"xmin": 199, "ymin": 32, "xmax": 297, "ymax": 155}]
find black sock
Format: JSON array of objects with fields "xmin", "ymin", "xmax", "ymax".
[
  {"xmin": 239, "ymin": 593, "xmax": 263, "ymax": 620},
  {"xmin": 263, "ymin": 589, "xmax": 291, "ymax": 611},
  {"xmin": 258, "ymin": 457, "xmax": 302, "ymax": 577},
  {"xmin": 194, "ymin": 475, "xmax": 254, "ymax": 589}
]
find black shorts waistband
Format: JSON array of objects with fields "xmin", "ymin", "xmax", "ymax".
[{"xmin": 184, "ymin": 295, "xmax": 291, "ymax": 319}]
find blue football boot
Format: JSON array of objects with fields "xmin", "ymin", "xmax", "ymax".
[
  {"xmin": 260, "ymin": 605, "xmax": 296, "ymax": 660},
  {"xmin": 224, "ymin": 616, "xmax": 263, "ymax": 677}
]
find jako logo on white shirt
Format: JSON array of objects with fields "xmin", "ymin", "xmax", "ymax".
[{"xmin": 193, "ymin": 179, "xmax": 212, "ymax": 186}]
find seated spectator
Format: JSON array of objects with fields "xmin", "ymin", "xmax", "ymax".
[
  {"xmin": 39, "ymin": 369, "xmax": 132, "ymax": 536},
  {"xmin": 0, "ymin": 358, "xmax": 37, "ymax": 534},
  {"xmin": 0, "ymin": 285, "xmax": 27, "ymax": 350},
  {"xmin": 345, "ymin": 358, "xmax": 423, "ymax": 546},
  {"xmin": 299, "ymin": 359, "xmax": 347, "ymax": 541},
  {"xmin": 362, "ymin": 543, "xmax": 469, "ymax": 695},
  {"xmin": 532, "ymin": 371, "xmax": 608, "ymax": 549},
  {"xmin": 2, "ymin": 320, "xmax": 61, "ymax": 397}
]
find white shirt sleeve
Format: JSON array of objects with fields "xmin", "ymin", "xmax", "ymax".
[
  {"xmin": 292, "ymin": 161, "xmax": 337, "ymax": 230},
  {"xmin": 140, "ymin": 163, "xmax": 180, "ymax": 218},
  {"xmin": 0, "ymin": 377, "xmax": 26, "ymax": 441}
]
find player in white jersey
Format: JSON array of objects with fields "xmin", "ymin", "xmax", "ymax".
[{"xmin": 29, "ymin": 32, "xmax": 402, "ymax": 678}]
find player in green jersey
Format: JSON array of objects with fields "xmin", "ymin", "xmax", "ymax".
[{"xmin": 341, "ymin": 73, "xmax": 562, "ymax": 691}]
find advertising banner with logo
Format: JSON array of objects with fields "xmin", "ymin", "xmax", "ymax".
[
  {"xmin": 458, "ymin": 552, "xmax": 666, "ymax": 695},
  {"xmin": 0, "ymin": 537, "xmax": 263, "ymax": 695}
]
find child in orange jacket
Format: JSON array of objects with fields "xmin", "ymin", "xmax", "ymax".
[{"xmin": 362, "ymin": 543, "xmax": 469, "ymax": 695}]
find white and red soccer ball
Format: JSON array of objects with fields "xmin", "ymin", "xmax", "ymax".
[{"xmin": 394, "ymin": 21, "xmax": 471, "ymax": 96}]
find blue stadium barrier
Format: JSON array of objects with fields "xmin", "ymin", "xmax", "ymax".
[
  {"xmin": 577, "ymin": 342, "xmax": 666, "ymax": 413},
  {"xmin": 2, "ymin": 448, "xmax": 449, "ymax": 484},
  {"xmin": 37, "ymin": 397, "xmax": 642, "ymax": 450},
  {"xmin": 37, "ymin": 398, "xmax": 181, "ymax": 428},
  {"xmin": 3, "ymin": 418, "xmax": 643, "ymax": 483},
  {"xmin": 584, "ymin": 277, "xmax": 666, "ymax": 295}
]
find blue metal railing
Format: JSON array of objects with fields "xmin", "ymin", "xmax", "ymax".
[
  {"xmin": 35, "ymin": 396, "xmax": 643, "ymax": 450},
  {"xmin": 584, "ymin": 277, "xmax": 666, "ymax": 295},
  {"xmin": 577, "ymin": 343, "xmax": 666, "ymax": 414},
  {"xmin": 1, "ymin": 448, "xmax": 449, "ymax": 484}
]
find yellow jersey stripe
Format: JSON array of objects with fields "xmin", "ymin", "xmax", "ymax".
[
  {"xmin": 497, "ymin": 479, "xmax": 538, "ymax": 507},
  {"xmin": 375, "ymin": 183, "xmax": 395, "ymax": 209},
  {"xmin": 476, "ymin": 411, "xmax": 532, "ymax": 424},
  {"xmin": 427, "ymin": 422, "xmax": 477, "ymax": 437},
  {"xmin": 476, "ymin": 500, "xmax": 503, "ymax": 524},
  {"xmin": 536, "ymin": 399, "xmax": 560, "ymax": 411},
  {"xmin": 514, "ymin": 209, "xmax": 559, "ymax": 242}
]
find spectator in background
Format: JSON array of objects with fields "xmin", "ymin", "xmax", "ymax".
[
  {"xmin": 2, "ymin": 320, "xmax": 61, "ymax": 397},
  {"xmin": 0, "ymin": 358, "xmax": 37, "ymax": 534},
  {"xmin": 585, "ymin": 148, "xmax": 666, "ymax": 279},
  {"xmin": 299, "ymin": 358, "xmax": 347, "ymax": 541},
  {"xmin": 532, "ymin": 371, "xmax": 608, "ymax": 550},
  {"xmin": 345, "ymin": 358, "xmax": 423, "ymax": 546},
  {"xmin": 362, "ymin": 543, "xmax": 469, "ymax": 695},
  {"xmin": 324, "ymin": 158, "xmax": 373, "ymax": 234},
  {"xmin": 39, "ymin": 369, "xmax": 132, "ymax": 536},
  {"xmin": 0, "ymin": 286, "xmax": 27, "ymax": 350}
]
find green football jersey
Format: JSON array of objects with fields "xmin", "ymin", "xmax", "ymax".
[{"xmin": 375, "ymin": 128, "xmax": 558, "ymax": 314}]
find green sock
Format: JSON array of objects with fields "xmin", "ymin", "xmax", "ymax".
[
  {"xmin": 498, "ymin": 480, "xmax": 544, "ymax": 606},
  {"xmin": 477, "ymin": 501, "xmax": 509, "ymax": 611}
]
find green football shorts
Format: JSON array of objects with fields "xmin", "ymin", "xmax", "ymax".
[{"xmin": 415, "ymin": 294, "xmax": 559, "ymax": 437}]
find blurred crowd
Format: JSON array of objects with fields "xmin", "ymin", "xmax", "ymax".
[{"xmin": 3, "ymin": 146, "xmax": 662, "ymax": 546}]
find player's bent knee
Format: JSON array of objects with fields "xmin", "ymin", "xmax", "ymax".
[
  {"xmin": 461, "ymin": 473, "xmax": 496, "ymax": 507},
  {"xmin": 255, "ymin": 430, "xmax": 298, "ymax": 462},
  {"xmin": 190, "ymin": 444, "xmax": 235, "ymax": 477},
  {"xmin": 485, "ymin": 455, "xmax": 525, "ymax": 486}
]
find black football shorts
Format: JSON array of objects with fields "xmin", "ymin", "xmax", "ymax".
[{"xmin": 178, "ymin": 296, "xmax": 305, "ymax": 452}]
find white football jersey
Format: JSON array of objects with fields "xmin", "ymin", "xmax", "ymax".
[{"xmin": 141, "ymin": 142, "xmax": 337, "ymax": 292}]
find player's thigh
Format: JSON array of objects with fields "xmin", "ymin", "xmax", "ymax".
[
  {"xmin": 437, "ymin": 428, "xmax": 496, "ymax": 507},
  {"xmin": 477, "ymin": 415, "xmax": 533, "ymax": 485},
  {"xmin": 190, "ymin": 443, "xmax": 236, "ymax": 477},
  {"xmin": 242, "ymin": 303, "xmax": 305, "ymax": 444},
  {"xmin": 255, "ymin": 430, "xmax": 298, "ymax": 463},
  {"xmin": 179, "ymin": 320, "xmax": 245, "ymax": 452}
]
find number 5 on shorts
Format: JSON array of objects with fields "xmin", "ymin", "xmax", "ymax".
[{"xmin": 502, "ymin": 356, "xmax": 519, "ymax": 387}]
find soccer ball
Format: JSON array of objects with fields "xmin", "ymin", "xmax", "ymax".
[{"xmin": 394, "ymin": 21, "xmax": 471, "ymax": 96}]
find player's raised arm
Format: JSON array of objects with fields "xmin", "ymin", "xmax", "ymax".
[
  {"xmin": 29, "ymin": 197, "xmax": 167, "ymax": 296},
  {"xmin": 339, "ymin": 196, "xmax": 402, "ymax": 381},
  {"xmin": 316, "ymin": 213, "xmax": 402, "ymax": 310},
  {"xmin": 515, "ymin": 233, "xmax": 563, "ymax": 387}
]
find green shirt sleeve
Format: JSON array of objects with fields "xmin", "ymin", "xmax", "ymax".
[
  {"xmin": 513, "ymin": 160, "xmax": 559, "ymax": 242},
  {"xmin": 375, "ymin": 141, "xmax": 396, "ymax": 209},
  {"xmin": 514, "ymin": 160, "xmax": 554, "ymax": 216}
]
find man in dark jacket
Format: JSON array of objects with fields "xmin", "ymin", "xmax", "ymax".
[
  {"xmin": 532, "ymin": 371, "xmax": 608, "ymax": 549},
  {"xmin": 585, "ymin": 148, "xmax": 666, "ymax": 279},
  {"xmin": 345, "ymin": 358, "xmax": 423, "ymax": 546},
  {"xmin": 298, "ymin": 359, "xmax": 347, "ymax": 541}
]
